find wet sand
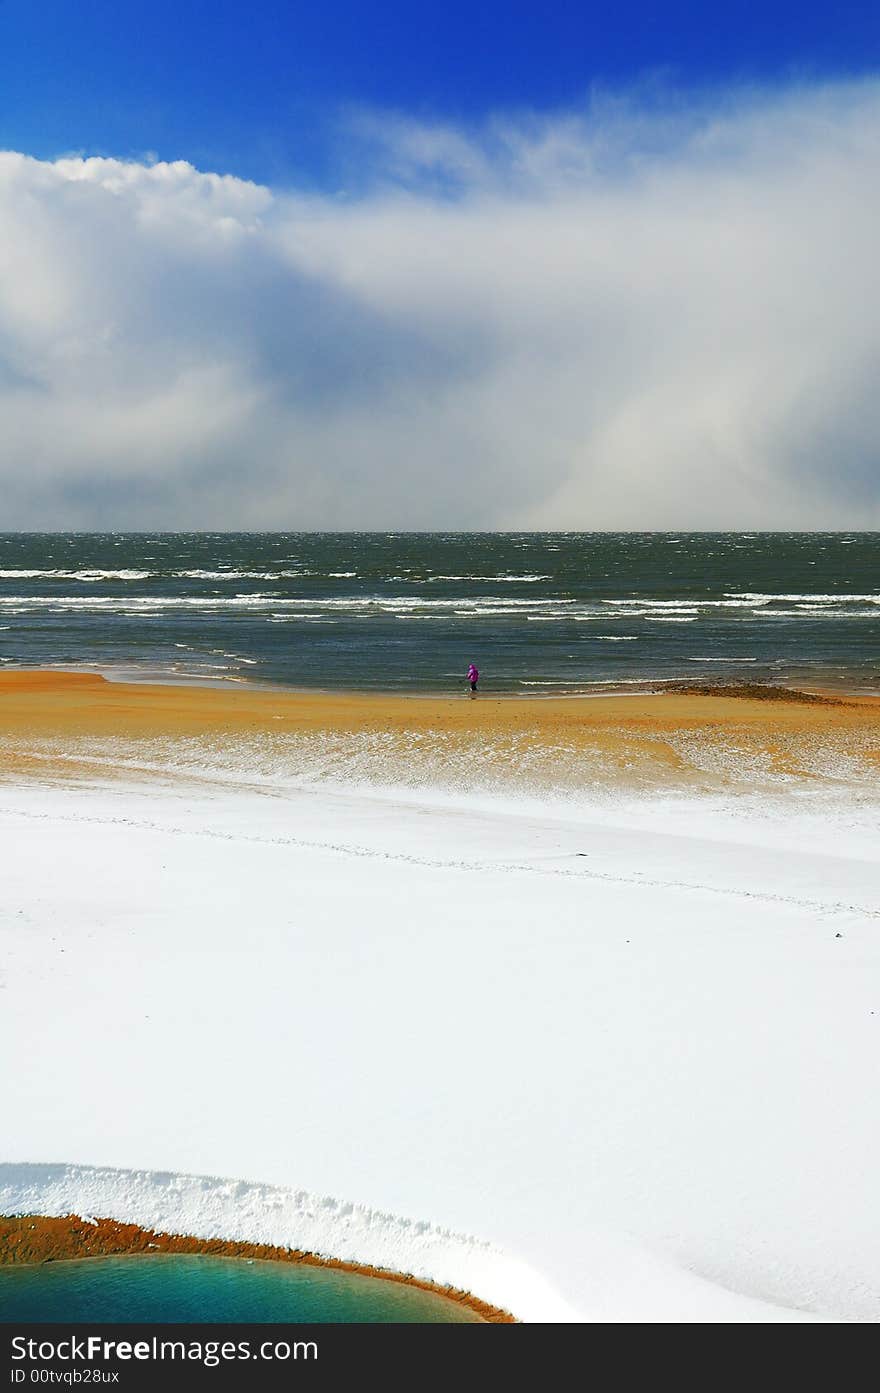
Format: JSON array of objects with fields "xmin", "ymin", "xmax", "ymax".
[{"xmin": 0, "ymin": 1215, "xmax": 513, "ymax": 1322}]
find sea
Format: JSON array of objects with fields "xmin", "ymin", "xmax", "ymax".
[{"xmin": 0, "ymin": 532, "xmax": 877, "ymax": 693}]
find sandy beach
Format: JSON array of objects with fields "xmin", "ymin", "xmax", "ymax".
[
  {"xmin": 2, "ymin": 670, "xmax": 880, "ymax": 1321},
  {"xmin": 1, "ymin": 670, "xmax": 878, "ymax": 793}
]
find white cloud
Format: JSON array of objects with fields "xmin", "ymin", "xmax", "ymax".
[{"xmin": 1, "ymin": 80, "xmax": 880, "ymax": 529}]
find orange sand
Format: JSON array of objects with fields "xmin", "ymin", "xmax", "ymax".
[{"xmin": 0, "ymin": 670, "xmax": 877, "ymax": 787}]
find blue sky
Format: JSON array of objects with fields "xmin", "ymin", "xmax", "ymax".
[{"xmin": 2, "ymin": 0, "xmax": 879, "ymax": 185}]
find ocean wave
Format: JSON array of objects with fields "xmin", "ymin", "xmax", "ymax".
[
  {"xmin": 728, "ymin": 592, "xmax": 880, "ymax": 603},
  {"xmin": 710, "ymin": 599, "xmax": 772, "ymax": 608},
  {"xmin": 0, "ymin": 569, "xmax": 153, "ymax": 580},
  {"xmin": 174, "ymin": 569, "xmax": 314, "ymax": 579},
  {"xmin": 603, "ymin": 599, "xmax": 758, "ymax": 611},
  {"xmin": 0, "ymin": 568, "xmax": 318, "ymax": 581},
  {"xmin": 750, "ymin": 608, "xmax": 880, "ymax": 619},
  {"xmin": 0, "ymin": 566, "xmax": 552, "ymax": 584},
  {"xmin": 603, "ymin": 594, "xmax": 880, "ymax": 608},
  {"xmin": 0, "ymin": 594, "xmax": 574, "ymax": 611},
  {"xmin": 602, "ymin": 599, "xmax": 699, "ymax": 608},
  {"xmin": 4, "ymin": 592, "xmax": 875, "ymax": 624},
  {"xmin": 430, "ymin": 574, "xmax": 552, "ymax": 582}
]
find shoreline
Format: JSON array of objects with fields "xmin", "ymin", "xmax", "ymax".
[
  {"xmin": 2, "ymin": 666, "xmax": 877, "ymax": 717},
  {"xmin": 2, "ymin": 661, "xmax": 878, "ymax": 702},
  {"xmin": 0, "ymin": 1215, "xmax": 513, "ymax": 1323}
]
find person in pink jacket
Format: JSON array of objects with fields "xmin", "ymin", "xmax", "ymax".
[{"xmin": 467, "ymin": 662, "xmax": 479, "ymax": 695}]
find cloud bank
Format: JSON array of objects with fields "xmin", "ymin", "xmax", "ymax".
[{"xmin": 1, "ymin": 80, "xmax": 880, "ymax": 529}]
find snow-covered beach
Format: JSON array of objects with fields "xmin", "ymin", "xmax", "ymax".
[{"xmin": 2, "ymin": 674, "xmax": 879, "ymax": 1322}]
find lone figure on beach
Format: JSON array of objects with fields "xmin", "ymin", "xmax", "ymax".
[{"xmin": 467, "ymin": 662, "xmax": 479, "ymax": 696}]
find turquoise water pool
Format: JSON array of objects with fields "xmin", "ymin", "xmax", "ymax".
[{"xmin": 0, "ymin": 1255, "xmax": 483, "ymax": 1323}]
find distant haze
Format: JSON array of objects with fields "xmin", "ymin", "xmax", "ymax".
[{"xmin": 2, "ymin": 79, "xmax": 880, "ymax": 530}]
